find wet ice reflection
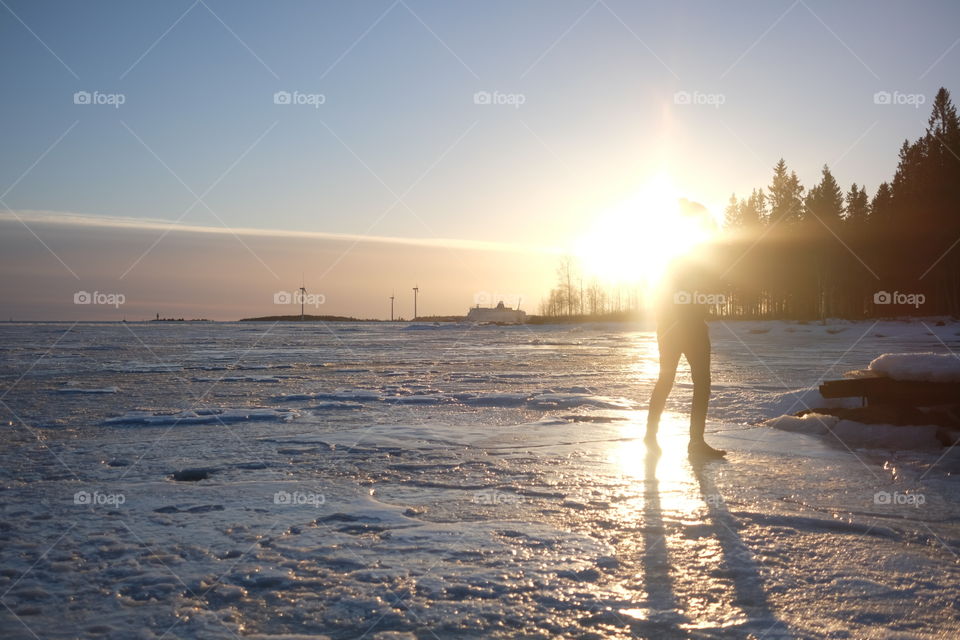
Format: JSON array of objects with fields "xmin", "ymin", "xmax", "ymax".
[{"xmin": 605, "ymin": 417, "xmax": 757, "ymax": 632}]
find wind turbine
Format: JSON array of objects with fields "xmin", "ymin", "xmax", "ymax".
[
  {"xmin": 389, "ymin": 292, "xmax": 395, "ymax": 321},
  {"xmin": 412, "ymin": 286, "xmax": 419, "ymax": 321},
  {"xmin": 299, "ymin": 282, "xmax": 307, "ymax": 321}
]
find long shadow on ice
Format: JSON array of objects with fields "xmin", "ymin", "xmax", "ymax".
[
  {"xmin": 689, "ymin": 458, "xmax": 790, "ymax": 639},
  {"xmin": 632, "ymin": 451, "xmax": 693, "ymax": 636}
]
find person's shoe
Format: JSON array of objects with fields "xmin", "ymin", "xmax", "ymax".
[{"xmin": 688, "ymin": 440, "xmax": 726, "ymax": 459}]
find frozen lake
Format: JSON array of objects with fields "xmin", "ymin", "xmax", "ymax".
[{"xmin": 1, "ymin": 320, "xmax": 958, "ymax": 639}]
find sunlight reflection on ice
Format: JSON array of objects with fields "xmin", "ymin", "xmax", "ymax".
[
  {"xmin": 605, "ymin": 414, "xmax": 751, "ymax": 632},
  {"xmin": 625, "ymin": 332, "xmax": 661, "ymax": 384}
]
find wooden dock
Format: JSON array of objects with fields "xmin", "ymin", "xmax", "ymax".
[
  {"xmin": 812, "ymin": 370, "xmax": 960, "ymax": 442},
  {"xmin": 819, "ymin": 371, "xmax": 960, "ymax": 407}
]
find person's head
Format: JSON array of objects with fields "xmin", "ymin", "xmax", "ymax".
[
  {"xmin": 677, "ymin": 198, "xmax": 717, "ymax": 235},
  {"xmin": 678, "ymin": 197, "xmax": 707, "ymax": 218}
]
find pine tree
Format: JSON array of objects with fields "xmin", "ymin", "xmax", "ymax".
[
  {"xmin": 767, "ymin": 159, "xmax": 804, "ymax": 224},
  {"xmin": 724, "ymin": 193, "xmax": 742, "ymax": 228},
  {"xmin": 870, "ymin": 182, "xmax": 892, "ymax": 223},
  {"xmin": 926, "ymin": 87, "xmax": 960, "ymax": 141},
  {"xmin": 844, "ymin": 183, "xmax": 870, "ymax": 224},
  {"xmin": 804, "ymin": 164, "xmax": 844, "ymax": 225},
  {"xmin": 924, "ymin": 87, "xmax": 960, "ymax": 227},
  {"xmin": 744, "ymin": 189, "xmax": 766, "ymax": 226},
  {"xmin": 923, "ymin": 88, "xmax": 960, "ymax": 314}
]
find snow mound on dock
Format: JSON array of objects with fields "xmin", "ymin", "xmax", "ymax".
[{"xmin": 868, "ymin": 352, "xmax": 960, "ymax": 382}]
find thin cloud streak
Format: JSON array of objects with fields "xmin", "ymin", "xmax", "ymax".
[{"xmin": 2, "ymin": 210, "xmax": 559, "ymax": 256}]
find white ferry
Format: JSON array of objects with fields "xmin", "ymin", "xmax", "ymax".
[{"xmin": 466, "ymin": 301, "xmax": 526, "ymax": 325}]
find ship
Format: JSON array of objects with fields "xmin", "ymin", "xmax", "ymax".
[{"xmin": 466, "ymin": 301, "xmax": 526, "ymax": 325}]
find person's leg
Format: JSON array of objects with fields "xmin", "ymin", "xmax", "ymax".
[
  {"xmin": 684, "ymin": 322, "xmax": 725, "ymax": 457},
  {"xmin": 646, "ymin": 326, "xmax": 682, "ymax": 441},
  {"xmin": 685, "ymin": 323, "xmax": 711, "ymax": 443}
]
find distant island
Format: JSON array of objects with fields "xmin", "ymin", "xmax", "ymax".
[
  {"xmin": 239, "ymin": 314, "xmax": 467, "ymax": 322},
  {"xmin": 240, "ymin": 314, "xmax": 385, "ymax": 322},
  {"xmin": 150, "ymin": 313, "xmax": 210, "ymax": 322},
  {"xmin": 239, "ymin": 311, "xmax": 641, "ymax": 323}
]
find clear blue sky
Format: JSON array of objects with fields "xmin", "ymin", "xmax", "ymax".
[{"xmin": 2, "ymin": 0, "xmax": 959, "ymax": 318}]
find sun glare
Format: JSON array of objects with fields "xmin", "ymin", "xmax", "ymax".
[{"xmin": 574, "ymin": 174, "xmax": 716, "ymax": 291}]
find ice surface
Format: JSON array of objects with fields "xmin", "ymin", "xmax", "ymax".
[
  {"xmin": 190, "ymin": 375, "xmax": 283, "ymax": 383},
  {"xmin": 103, "ymin": 407, "xmax": 299, "ymax": 426},
  {"xmin": 831, "ymin": 420, "xmax": 942, "ymax": 450},
  {"xmin": 1, "ymin": 319, "xmax": 958, "ymax": 639}
]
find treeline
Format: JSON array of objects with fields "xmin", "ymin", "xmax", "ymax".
[
  {"xmin": 721, "ymin": 87, "xmax": 960, "ymax": 319},
  {"xmin": 540, "ymin": 86, "xmax": 960, "ymax": 320},
  {"xmin": 538, "ymin": 255, "xmax": 644, "ymax": 317}
]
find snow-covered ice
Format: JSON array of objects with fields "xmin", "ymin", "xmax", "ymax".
[{"xmin": 1, "ymin": 319, "xmax": 959, "ymax": 639}]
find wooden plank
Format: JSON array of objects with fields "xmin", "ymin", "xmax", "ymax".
[
  {"xmin": 819, "ymin": 378, "xmax": 888, "ymax": 399},
  {"xmin": 820, "ymin": 377, "xmax": 960, "ymax": 406}
]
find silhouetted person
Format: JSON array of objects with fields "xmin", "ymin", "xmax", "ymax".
[{"xmin": 646, "ymin": 199, "xmax": 726, "ymax": 459}]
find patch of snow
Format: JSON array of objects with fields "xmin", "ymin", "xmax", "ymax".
[
  {"xmin": 761, "ymin": 387, "xmax": 860, "ymax": 418},
  {"xmin": 763, "ymin": 412, "xmax": 838, "ymax": 435},
  {"xmin": 868, "ymin": 352, "xmax": 960, "ymax": 382}
]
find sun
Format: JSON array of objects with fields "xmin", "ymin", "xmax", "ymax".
[{"xmin": 573, "ymin": 174, "xmax": 716, "ymax": 291}]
